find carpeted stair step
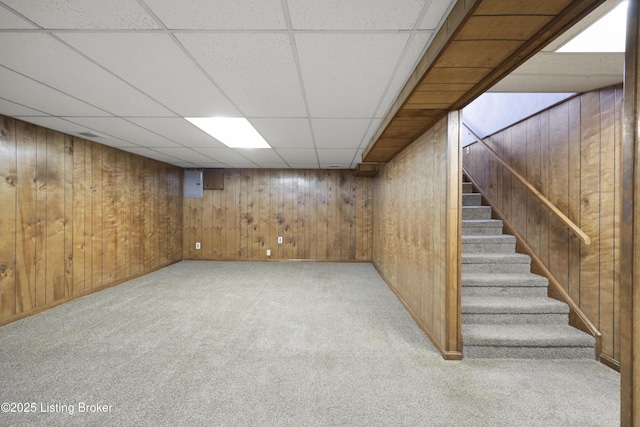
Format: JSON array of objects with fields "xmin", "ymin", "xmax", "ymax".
[
  {"xmin": 462, "ymin": 253, "xmax": 531, "ymax": 273},
  {"xmin": 462, "ymin": 182, "xmax": 474, "ymax": 193},
  {"xmin": 462, "ymin": 206, "xmax": 492, "ymax": 220},
  {"xmin": 462, "ymin": 235, "xmax": 516, "ymax": 253},
  {"xmin": 462, "ymin": 272, "xmax": 548, "ymax": 297},
  {"xmin": 462, "ymin": 219, "xmax": 503, "ymax": 236},
  {"xmin": 462, "ymin": 296, "xmax": 569, "ymax": 325},
  {"xmin": 462, "ymin": 324, "xmax": 595, "ymax": 359},
  {"xmin": 462, "ymin": 193, "xmax": 482, "ymax": 206}
]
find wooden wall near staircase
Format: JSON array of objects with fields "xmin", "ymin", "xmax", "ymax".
[
  {"xmin": 183, "ymin": 169, "xmax": 373, "ymax": 261},
  {"xmin": 0, "ymin": 116, "xmax": 183, "ymax": 325},
  {"xmin": 463, "ymin": 85, "xmax": 623, "ymax": 367},
  {"xmin": 373, "ymin": 113, "xmax": 462, "ymax": 359}
]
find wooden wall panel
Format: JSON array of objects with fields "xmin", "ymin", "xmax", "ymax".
[
  {"xmin": 0, "ymin": 115, "xmax": 183, "ymax": 326},
  {"xmin": 372, "ymin": 113, "xmax": 462, "ymax": 359},
  {"xmin": 63, "ymin": 136, "xmax": 73, "ymax": 298},
  {"xmin": 16, "ymin": 122, "xmax": 37, "ymax": 312},
  {"xmin": 183, "ymin": 169, "xmax": 372, "ymax": 262},
  {"xmin": 91, "ymin": 143, "xmax": 104, "ymax": 291},
  {"xmin": 463, "ymin": 86, "xmax": 623, "ymax": 366},
  {"xmin": 0, "ymin": 117, "xmax": 17, "ymax": 319},
  {"xmin": 72, "ymin": 138, "xmax": 86, "ymax": 296}
]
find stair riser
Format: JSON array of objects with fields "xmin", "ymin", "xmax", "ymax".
[
  {"xmin": 462, "ymin": 286, "xmax": 547, "ymax": 297},
  {"xmin": 462, "ymin": 207, "xmax": 492, "ymax": 220},
  {"xmin": 462, "ymin": 263, "xmax": 531, "ymax": 274},
  {"xmin": 462, "ymin": 194, "xmax": 482, "ymax": 206},
  {"xmin": 462, "ymin": 225, "xmax": 503, "ymax": 236},
  {"xmin": 462, "ymin": 243, "xmax": 516, "ymax": 253},
  {"xmin": 463, "ymin": 346, "xmax": 595, "ymax": 359},
  {"xmin": 462, "ymin": 183, "xmax": 474, "ymax": 193},
  {"xmin": 462, "ymin": 313, "xmax": 568, "ymax": 325}
]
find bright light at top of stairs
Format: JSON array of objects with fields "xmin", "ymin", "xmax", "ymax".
[{"xmin": 557, "ymin": 1, "xmax": 627, "ymax": 53}]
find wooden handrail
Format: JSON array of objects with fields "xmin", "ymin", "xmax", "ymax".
[{"xmin": 462, "ymin": 123, "xmax": 591, "ymax": 246}]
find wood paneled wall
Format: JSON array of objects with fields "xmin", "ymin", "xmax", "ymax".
[
  {"xmin": 183, "ymin": 169, "xmax": 372, "ymax": 261},
  {"xmin": 463, "ymin": 85, "xmax": 623, "ymax": 366},
  {"xmin": 372, "ymin": 113, "xmax": 462, "ymax": 359},
  {"xmin": 0, "ymin": 116, "xmax": 183, "ymax": 325}
]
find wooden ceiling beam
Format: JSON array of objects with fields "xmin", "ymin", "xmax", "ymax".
[{"xmin": 362, "ymin": 0, "xmax": 606, "ymax": 164}]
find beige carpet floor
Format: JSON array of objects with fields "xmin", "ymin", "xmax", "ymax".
[{"xmin": 0, "ymin": 261, "xmax": 620, "ymax": 426}]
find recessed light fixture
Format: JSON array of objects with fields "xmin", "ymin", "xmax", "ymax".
[
  {"xmin": 557, "ymin": 1, "xmax": 627, "ymax": 53},
  {"xmin": 186, "ymin": 117, "xmax": 271, "ymax": 149}
]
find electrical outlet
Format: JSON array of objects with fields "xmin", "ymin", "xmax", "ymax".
[
  {"xmin": 267, "ymin": 249, "xmax": 271, "ymax": 256},
  {"xmin": 278, "ymin": 236, "xmax": 283, "ymax": 244},
  {"xmin": 195, "ymin": 242, "xmax": 201, "ymax": 250}
]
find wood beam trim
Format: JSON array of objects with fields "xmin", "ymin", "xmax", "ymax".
[
  {"xmin": 363, "ymin": 0, "xmax": 606, "ymax": 164},
  {"xmin": 450, "ymin": 0, "xmax": 607, "ymax": 110},
  {"xmin": 362, "ymin": 0, "xmax": 480, "ymax": 162}
]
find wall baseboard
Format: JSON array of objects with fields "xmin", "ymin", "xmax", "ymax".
[
  {"xmin": 182, "ymin": 258, "xmax": 371, "ymax": 263},
  {"xmin": 372, "ymin": 262, "xmax": 462, "ymax": 361},
  {"xmin": 0, "ymin": 260, "xmax": 181, "ymax": 328}
]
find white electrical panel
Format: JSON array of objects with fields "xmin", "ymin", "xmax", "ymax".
[{"xmin": 184, "ymin": 170, "xmax": 203, "ymax": 198}]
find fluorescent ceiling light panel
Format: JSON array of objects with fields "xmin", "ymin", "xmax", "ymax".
[
  {"xmin": 557, "ymin": 1, "xmax": 627, "ymax": 53},
  {"xmin": 186, "ymin": 117, "xmax": 271, "ymax": 148}
]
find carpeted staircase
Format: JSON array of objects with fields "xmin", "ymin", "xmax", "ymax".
[{"xmin": 461, "ymin": 178, "xmax": 596, "ymax": 359}]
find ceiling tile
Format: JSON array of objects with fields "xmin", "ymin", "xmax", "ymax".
[
  {"xmin": 376, "ymin": 32, "xmax": 432, "ymax": 117},
  {"xmin": 0, "ymin": 5, "xmax": 36, "ymax": 28},
  {"xmin": 255, "ymin": 164, "xmax": 287, "ymax": 169},
  {"xmin": 57, "ymin": 33, "xmax": 239, "ymax": 117},
  {"xmin": 275, "ymin": 149, "xmax": 318, "ymax": 164},
  {"xmin": 91, "ymin": 138, "xmax": 142, "ymax": 149},
  {"xmin": 9, "ymin": 116, "xmax": 102, "ymax": 140},
  {"xmin": 12, "ymin": 117, "xmax": 140, "ymax": 148},
  {"xmin": 419, "ymin": 0, "xmax": 455, "ymax": 30},
  {"xmin": 296, "ymin": 33, "xmax": 409, "ymax": 117},
  {"xmin": 192, "ymin": 147, "xmax": 254, "ymax": 165},
  {"xmin": 0, "ymin": 67, "xmax": 109, "ymax": 116},
  {"xmin": 224, "ymin": 162, "xmax": 260, "ymax": 168},
  {"xmin": 0, "ymin": 33, "xmax": 174, "ymax": 116},
  {"xmin": 120, "ymin": 147, "xmax": 181, "ymax": 164},
  {"xmin": 312, "ymin": 118, "xmax": 370, "ymax": 149},
  {"xmin": 1, "ymin": 0, "xmax": 160, "ymax": 29},
  {"xmin": 288, "ymin": 163, "xmax": 321, "ymax": 169},
  {"xmin": 177, "ymin": 33, "xmax": 307, "ymax": 117},
  {"xmin": 317, "ymin": 148, "xmax": 358, "ymax": 164},
  {"xmin": 127, "ymin": 118, "xmax": 226, "ymax": 148},
  {"xmin": 61, "ymin": 117, "xmax": 177, "ymax": 147},
  {"xmin": 192, "ymin": 162, "xmax": 227, "ymax": 168},
  {"xmin": 145, "ymin": 0, "xmax": 286, "ymax": 30},
  {"xmin": 0, "ymin": 98, "xmax": 49, "ymax": 116},
  {"xmin": 288, "ymin": 0, "xmax": 427, "ymax": 30},
  {"xmin": 235, "ymin": 148, "xmax": 286, "ymax": 164},
  {"xmin": 152, "ymin": 147, "xmax": 216, "ymax": 163},
  {"xmin": 249, "ymin": 118, "xmax": 314, "ymax": 148}
]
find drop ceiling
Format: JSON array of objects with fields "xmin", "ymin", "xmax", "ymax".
[
  {"xmin": 0, "ymin": 0, "xmax": 624, "ymax": 169},
  {"xmin": 0, "ymin": 0, "xmax": 456, "ymax": 169}
]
